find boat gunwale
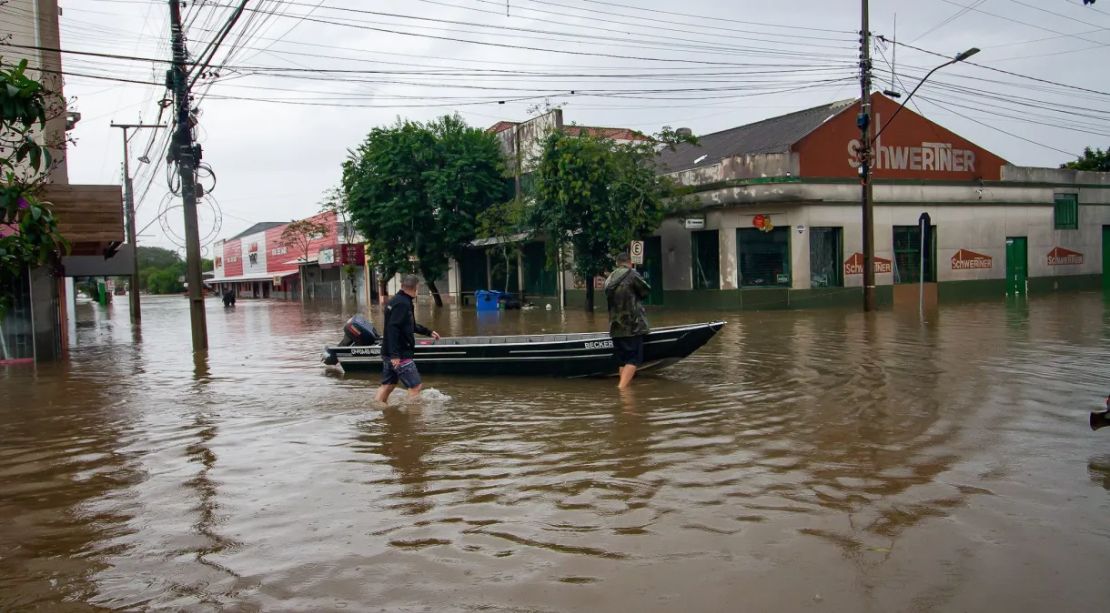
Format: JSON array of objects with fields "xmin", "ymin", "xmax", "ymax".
[{"xmin": 377, "ymin": 320, "xmax": 726, "ymax": 350}]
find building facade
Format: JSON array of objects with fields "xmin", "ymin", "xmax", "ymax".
[
  {"xmin": 2, "ymin": 0, "xmax": 126, "ymax": 363},
  {"xmin": 621, "ymin": 93, "xmax": 1109, "ymax": 310},
  {"xmin": 210, "ymin": 212, "xmax": 371, "ymax": 302}
]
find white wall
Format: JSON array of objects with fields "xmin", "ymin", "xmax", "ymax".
[
  {"xmin": 239, "ymin": 231, "xmax": 268, "ymax": 277},
  {"xmin": 654, "ymin": 199, "xmax": 1108, "ymax": 291}
]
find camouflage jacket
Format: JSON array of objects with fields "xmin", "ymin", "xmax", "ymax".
[{"xmin": 604, "ymin": 267, "xmax": 650, "ymax": 338}]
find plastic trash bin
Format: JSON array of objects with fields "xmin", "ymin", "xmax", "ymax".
[{"xmin": 475, "ymin": 289, "xmax": 502, "ymax": 311}]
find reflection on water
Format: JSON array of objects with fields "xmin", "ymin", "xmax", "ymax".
[{"xmin": 1, "ymin": 293, "xmax": 1109, "ymax": 611}]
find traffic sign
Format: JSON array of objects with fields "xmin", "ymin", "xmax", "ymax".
[{"xmin": 630, "ymin": 240, "xmax": 644, "ymax": 265}]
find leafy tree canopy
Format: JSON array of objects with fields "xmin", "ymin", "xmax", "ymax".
[
  {"xmin": 342, "ymin": 115, "xmax": 508, "ymax": 305},
  {"xmin": 529, "ymin": 126, "xmax": 695, "ymax": 309},
  {"xmin": 1, "ymin": 58, "xmax": 68, "ymax": 318},
  {"xmin": 1061, "ymin": 146, "xmax": 1110, "ymax": 172}
]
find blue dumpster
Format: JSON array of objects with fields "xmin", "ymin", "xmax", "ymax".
[{"xmin": 475, "ymin": 289, "xmax": 503, "ymax": 311}]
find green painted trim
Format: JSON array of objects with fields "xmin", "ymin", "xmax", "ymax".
[
  {"xmin": 1027, "ymin": 274, "xmax": 1101, "ymax": 293},
  {"xmin": 799, "ymin": 177, "xmax": 1110, "ymax": 190},
  {"xmin": 938, "ymin": 278, "xmax": 1007, "ymax": 303},
  {"xmin": 661, "ymin": 287, "xmax": 893, "ymax": 311}
]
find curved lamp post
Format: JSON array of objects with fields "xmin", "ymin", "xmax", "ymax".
[
  {"xmin": 873, "ymin": 48, "xmax": 980, "ymax": 142},
  {"xmin": 860, "ymin": 46, "xmax": 979, "ymax": 311}
]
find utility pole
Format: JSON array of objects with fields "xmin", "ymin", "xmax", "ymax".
[
  {"xmin": 859, "ymin": 0, "xmax": 876, "ymax": 311},
  {"xmin": 167, "ymin": 0, "xmax": 208, "ymax": 351},
  {"xmin": 111, "ymin": 122, "xmax": 165, "ymax": 325}
]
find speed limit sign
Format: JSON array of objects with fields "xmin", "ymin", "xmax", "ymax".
[{"xmin": 630, "ymin": 240, "xmax": 644, "ymax": 265}]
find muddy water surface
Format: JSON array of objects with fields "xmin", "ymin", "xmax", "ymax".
[{"xmin": 2, "ymin": 293, "xmax": 1109, "ymax": 611}]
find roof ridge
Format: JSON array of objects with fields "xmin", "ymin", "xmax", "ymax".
[{"xmin": 691, "ymin": 98, "xmax": 854, "ymax": 140}]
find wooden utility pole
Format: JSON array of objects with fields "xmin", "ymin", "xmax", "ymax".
[
  {"xmin": 859, "ymin": 0, "xmax": 876, "ymax": 311},
  {"xmin": 111, "ymin": 122, "xmax": 165, "ymax": 325},
  {"xmin": 167, "ymin": 0, "xmax": 208, "ymax": 351}
]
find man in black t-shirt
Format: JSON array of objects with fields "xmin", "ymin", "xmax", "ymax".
[{"xmin": 375, "ymin": 274, "xmax": 440, "ymax": 403}]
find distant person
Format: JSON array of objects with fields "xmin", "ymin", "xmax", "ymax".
[
  {"xmin": 375, "ymin": 274, "xmax": 440, "ymax": 403},
  {"xmin": 604, "ymin": 252, "xmax": 650, "ymax": 389}
]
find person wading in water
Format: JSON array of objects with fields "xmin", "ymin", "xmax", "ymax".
[
  {"xmin": 375, "ymin": 274, "xmax": 440, "ymax": 403},
  {"xmin": 604, "ymin": 252, "xmax": 650, "ymax": 389}
]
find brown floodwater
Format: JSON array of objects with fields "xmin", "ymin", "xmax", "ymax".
[{"xmin": 2, "ymin": 292, "xmax": 1109, "ymax": 611}]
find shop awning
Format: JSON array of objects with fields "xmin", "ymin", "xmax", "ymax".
[{"xmin": 207, "ymin": 272, "xmax": 288, "ymax": 284}]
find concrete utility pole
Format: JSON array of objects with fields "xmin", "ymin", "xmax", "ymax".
[
  {"xmin": 859, "ymin": 0, "xmax": 876, "ymax": 312},
  {"xmin": 111, "ymin": 122, "xmax": 165, "ymax": 325},
  {"xmin": 167, "ymin": 0, "xmax": 208, "ymax": 351}
]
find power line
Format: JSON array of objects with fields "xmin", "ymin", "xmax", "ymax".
[
  {"xmin": 936, "ymin": 0, "xmax": 1110, "ymax": 45},
  {"xmin": 568, "ymin": 0, "xmax": 854, "ymax": 34},
  {"xmin": 199, "ymin": 2, "xmax": 841, "ymax": 66},
  {"xmin": 910, "ymin": 0, "xmax": 985, "ymax": 43},
  {"xmin": 878, "ymin": 36, "xmax": 1110, "ymax": 98}
]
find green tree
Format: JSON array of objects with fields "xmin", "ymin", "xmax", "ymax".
[
  {"xmin": 530, "ymin": 127, "xmax": 695, "ymax": 310},
  {"xmin": 0, "ymin": 58, "xmax": 68, "ymax": 319},
  {"xmin": 1061, "ymin": 146, "xmax": 1110, "ymax": 172},
  {"xmin": 280, "ymin": 218, "xmax": 330, "ymax": 301},
  {"xmin": 147, "ymin": 268, "xmax": 183, "ymax": 294},
  {"xmin": 476, "ymin": 198, "xmax": 526, "ymax": 293},
  {"xmin": 343, "ymin": 115, "xmax": 507, "ymax": 306}
]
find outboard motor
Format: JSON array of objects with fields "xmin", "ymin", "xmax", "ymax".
[{"xmin": 338, "ymin": 314, "xmax": 380, "ymax": 347}]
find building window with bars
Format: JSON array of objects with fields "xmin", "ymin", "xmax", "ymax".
[
  {"xmin": 737, "ymin": 227, "xmax": 791, "ymax": 287},
  {"xmin": 1054, "ymin": 194, "xmax": 1078, "ymax": 230},
  {"xmin": 691, "ymin": 229, "xmax": 720, "ymax": 290},
  {"xmin": 809, "ymin": 227, "xmax": 843, "ymax": 288},
  {"xmin": 892, "ymin": 225, "xmax": 936, "ymax": 284}
]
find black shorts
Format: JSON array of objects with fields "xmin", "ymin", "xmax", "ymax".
[
  {"xmin": 613, "ymin": 335, "xmax": 644, "ymax": 367},
  {"xmin": 381, "ymin": 359, "xmax": 422, "ymax": 388}
]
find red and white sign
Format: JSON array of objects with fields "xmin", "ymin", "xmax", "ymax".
[
  {"xmin": 795, "ymin": 93, "xmax": 1007, "ymax": 181},
  {"xmin": 844, "ymin": 252, "xmax": 892, "ymax": 275},
  {"xmin": 1047, "ymin": 246, "xmax": 1083, "ymax": 266},
  {"xmin": 340, "ymin": 243, "xmax": 365, "ymax": 265},
  {"xmin": 951, "ymin": 249, "xmax": 993, "ymax": 270}
]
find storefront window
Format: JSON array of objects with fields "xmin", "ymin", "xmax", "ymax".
[
  {"xmin": 738, "ymin": 227, "xmax": 791, "ymax": 287},
  {"xmin": 892, "ymin": 225, "xmax": 936, "ymax": 284},
  {"xmin": 809, "ymin": 227, "xmax": 843, "ymax": 288},
  {"xmin": 691, "ymin": 229, "xmax": 720, "ymax": 290}
]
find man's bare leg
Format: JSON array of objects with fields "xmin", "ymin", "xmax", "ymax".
[
  {"xmin": 406, "ymin": 384, "xmax": 423, "ymax": 399},
  {"xmin": 375, "ymin": 384, "xmax": 397, "ymax": 403},
  {"xmin": 618, "ymin": 364, "xmax": 637, "ymax": 389}
]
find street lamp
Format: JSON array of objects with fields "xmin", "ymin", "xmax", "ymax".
[
  {"xmin": 859, "ymin": 46, "xmax": 979, "ymax": 311},
  {"xmin": 873, "ymin": 48, "xmax": 980, "ymax": 143}
]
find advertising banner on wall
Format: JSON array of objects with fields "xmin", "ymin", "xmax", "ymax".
[
  {"xmin": 340, "ymin": 244, "xmax": 365, "ymax": 265},
  {"xmin": 844, "ymin": 252, "xmax": 892, "ymax": 275},
  {"xmin": 951, "ymin": 249, "xmax": 993, "ymax": 270},
  {"xmin": 1046, "ymin": 247, "xmax": 1083, "ymax": 266}
]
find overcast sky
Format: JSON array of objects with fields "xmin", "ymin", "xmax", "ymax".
[{"xmin": 31, "ymin": 0, "xmax": 1110, "ymax": 253}]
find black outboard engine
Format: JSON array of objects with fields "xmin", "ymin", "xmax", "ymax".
[{"xmin": 338, "ymin": 314, "xmax": 380, "ymax": 347}]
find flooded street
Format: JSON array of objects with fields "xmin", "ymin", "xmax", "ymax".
[{"xmin": 2, "ymin": 293, "xmax": 1109, "ymax": 611}]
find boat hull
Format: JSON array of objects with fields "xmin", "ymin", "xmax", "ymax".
[{"xmin": 323, "ymin": 321, "xmax": 725, "ymax": 377}]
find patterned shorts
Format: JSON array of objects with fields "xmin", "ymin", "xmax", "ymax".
[{"xmin": 381, "ymin": 359, "xmax": 422, "ymax": 388}]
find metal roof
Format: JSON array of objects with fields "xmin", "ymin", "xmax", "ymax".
[
  {"xmin": 656, "ymin": 99, "xmax": 854, "ymax": 173},
  {"xmin": 227, "ymin": 221, "xmax": 286, "ymax": 241}
]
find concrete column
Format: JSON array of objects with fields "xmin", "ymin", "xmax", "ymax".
[{"xmin": 719, "ymin": 222, "xmax": 738, "ymax": 290}]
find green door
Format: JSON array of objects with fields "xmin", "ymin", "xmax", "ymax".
[
  {"xmin": 1005, "ymin": 236, "xmax": 1028, "ymax": 295},
  {"xmin": 642, "ymin": 236, "xmax": 664, "ymax": 305},
  {"xmin": 1103, "ymin": 226, "xmax": 1110, "ymax": 291}
]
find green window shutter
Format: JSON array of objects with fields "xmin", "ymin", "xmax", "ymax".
[{"xmin": 1054, "ymin": 194, "xmax": 1078, "ymax": 230}]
